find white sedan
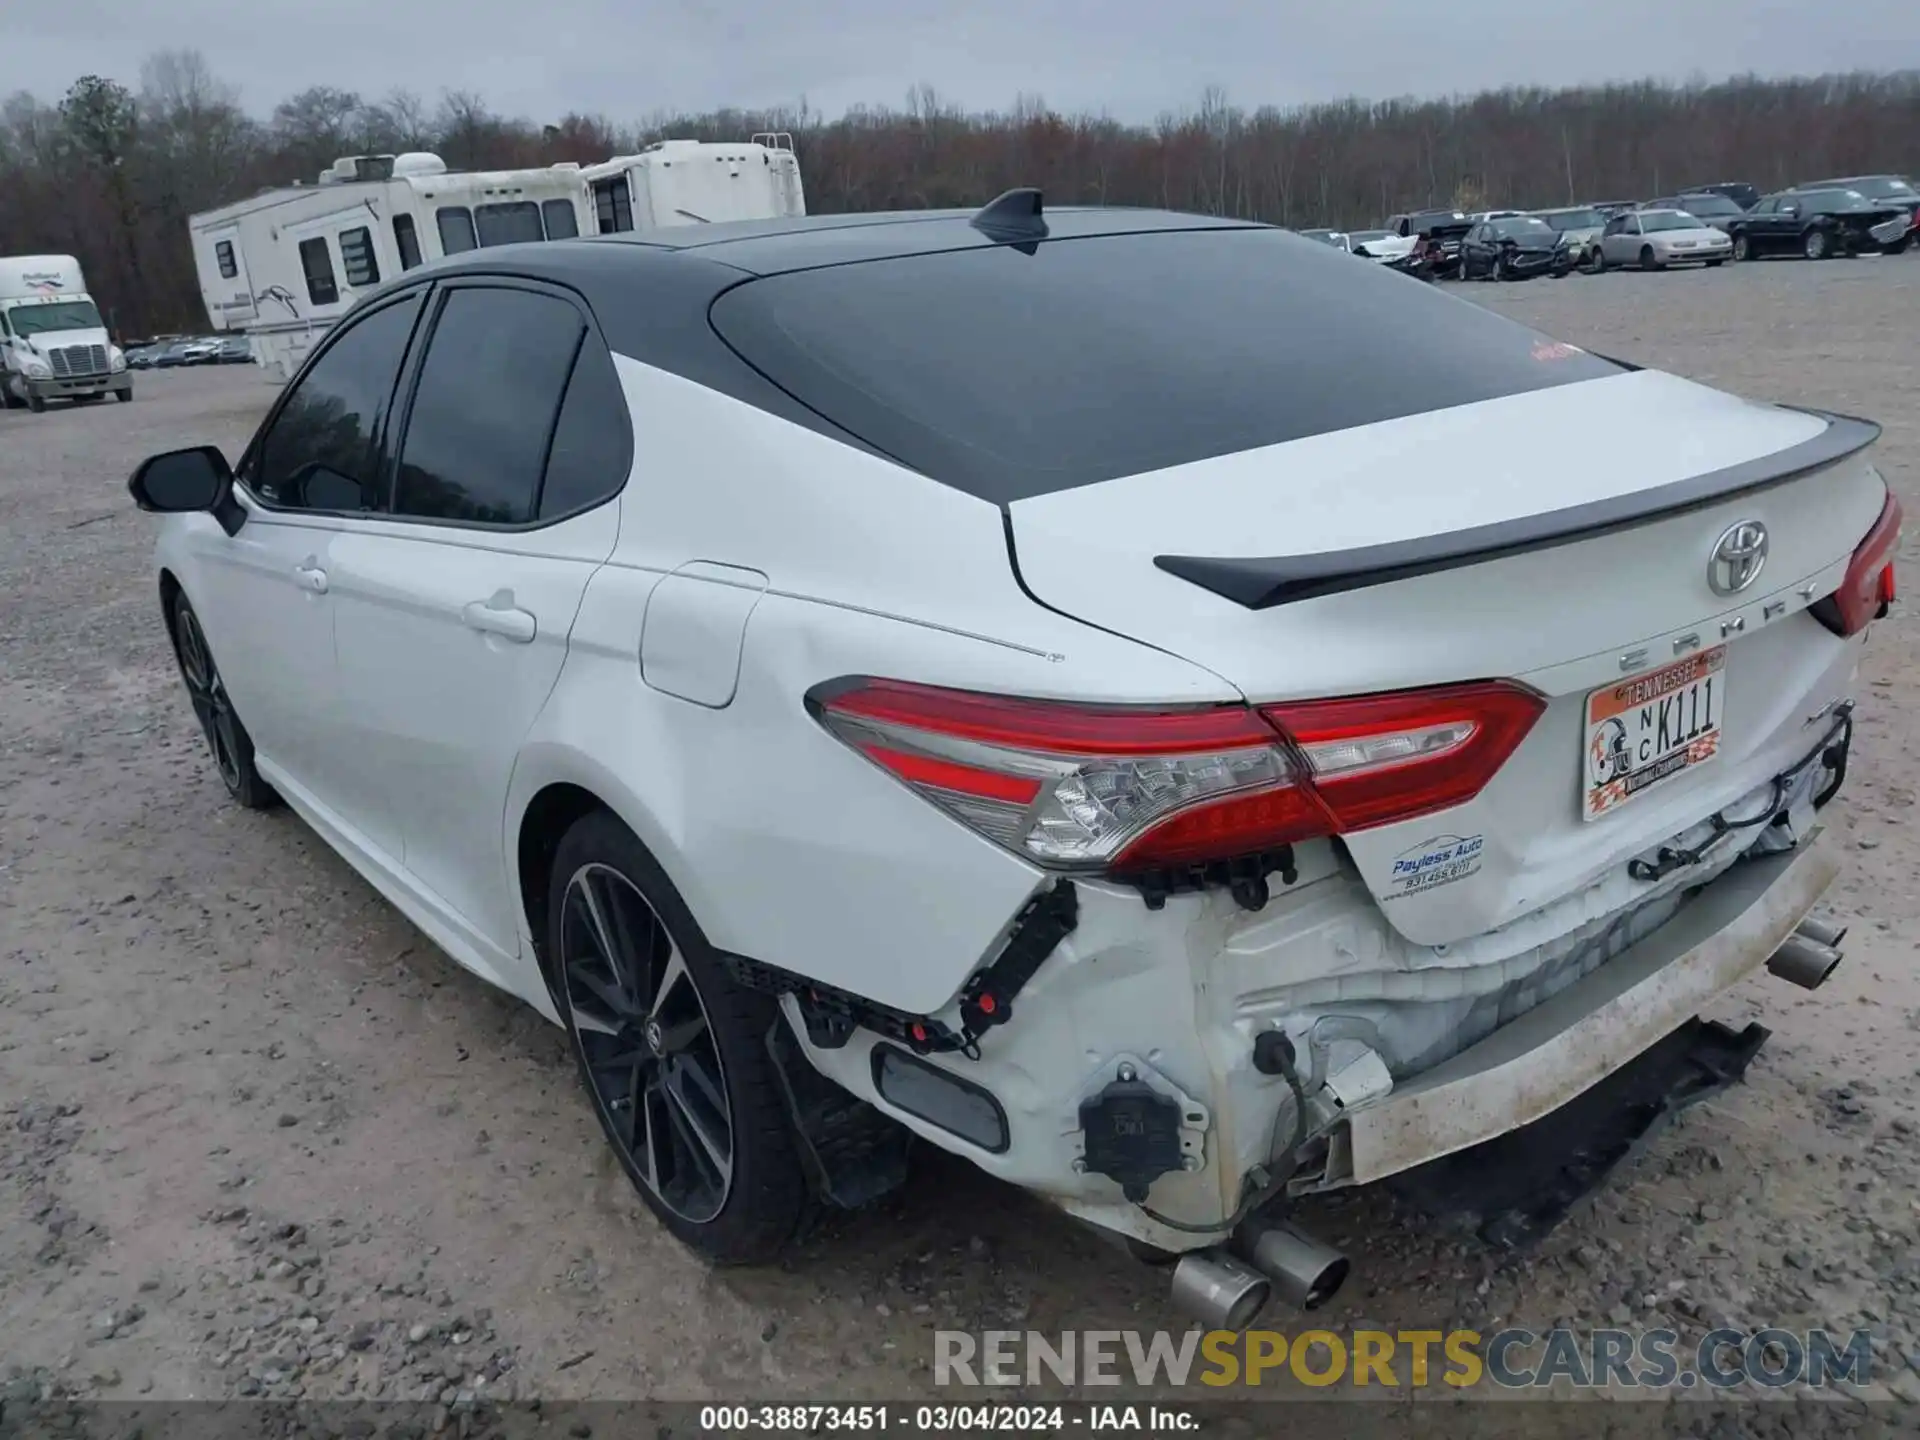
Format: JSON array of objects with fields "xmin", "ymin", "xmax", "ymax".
[
  {"xmin": 129, "ymin": 194, "xmax": 1897, "ymax": 1328},
  {"xmin": 1598, "ymin": 208, "xmax": 1735, "ymax": 269}
]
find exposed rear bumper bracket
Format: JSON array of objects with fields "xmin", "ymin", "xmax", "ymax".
[
  {"xmin": 1328, "ymin": 828, "xmax": 1838, "ymax": 1189},
  {"xmin": 1386, "ymin": 1018, "xmax": 1768, "ymax": 1249}
]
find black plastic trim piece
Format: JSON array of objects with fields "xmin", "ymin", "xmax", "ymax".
[{"xmin": 1154, "ymin": 408, "xmax": 1880, "ymax": 610}]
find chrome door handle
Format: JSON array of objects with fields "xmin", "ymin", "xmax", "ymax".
[
  {"xmin": 294, "ymin": 563, "xmax": 329, "ymax": 594},
  {"xmin": 462, "ymin": 598, "xmax": 536, "ymax": 644}
]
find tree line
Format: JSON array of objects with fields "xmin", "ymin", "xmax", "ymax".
[{"xmin": 3, "ymin": 51, "xmax": 1917, "ymax": 338}]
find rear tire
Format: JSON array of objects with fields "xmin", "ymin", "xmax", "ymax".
[
  {"xmin": 167, "ymin": 591, "xmax": 280, "ymax": 810},
  {"xmin": 548, "ymin": 809, "xmax": 809, "ymax": 1265}
]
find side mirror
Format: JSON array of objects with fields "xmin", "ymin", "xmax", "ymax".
[{"xmin": 128, "ymin": 445, "xmax": 244, "ymax": 535}]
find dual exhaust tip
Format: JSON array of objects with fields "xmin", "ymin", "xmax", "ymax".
[
  {"xmin": 1169, "ymin": 1222, "xmax": 1349, "ymax": 1331},
  {"xmin": 1767, "ymin": 914, "xmax": 1847, "ymax": 991}
]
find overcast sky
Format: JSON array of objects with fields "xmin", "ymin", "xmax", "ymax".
[{"xmin": 3, "ymin": 0, "xmax": 1914, "ymax": 123}]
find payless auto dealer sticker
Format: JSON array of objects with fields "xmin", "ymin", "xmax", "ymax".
[{"xmin": 1382, "ymin": 833, "xmax": 1484, "ymax": 900}]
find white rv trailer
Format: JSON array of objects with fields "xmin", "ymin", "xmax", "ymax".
[
  {"xmin": 189, "ymin": 152, "xmax": 593, "ymax": 382},
  {"xmin": 579, "ymin": 133, "xmax": 806, "ymax": 234}
]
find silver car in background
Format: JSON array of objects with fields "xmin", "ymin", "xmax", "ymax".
[
  {"xmin": 1596, "ymin": 209, "xmax": 1733, "ymax": 270},
  {"xmin": 1532, "ymin": 206, "xmax": 1608, "ymax": 271}
]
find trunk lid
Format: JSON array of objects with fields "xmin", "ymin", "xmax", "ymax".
[{"xmin": 1007, "ymin": 368, "xmax": 1887, "ymax": 944}]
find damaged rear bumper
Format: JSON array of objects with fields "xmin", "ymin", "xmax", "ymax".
[{"xmin": 1325, "ymin": 827, "xmax": 1839, "ymax": 1189}]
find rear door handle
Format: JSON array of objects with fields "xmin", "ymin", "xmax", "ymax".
[
  {"xmin": 462, "ymin": 596, "xmax": 537, "ymax": 644},
  {"xmin": 294, "ymin": 563, "xmax": 329, "ymax": 594}
]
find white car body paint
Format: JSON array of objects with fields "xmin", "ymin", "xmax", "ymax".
[{"xmin": 146, "ymin": 223, "xmax": 1886, "ymax": 1253}]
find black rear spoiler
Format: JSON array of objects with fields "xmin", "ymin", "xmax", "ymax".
[{"xmin": 1153, "ymin": 407, "xmax": 1881, "ymax": 610}]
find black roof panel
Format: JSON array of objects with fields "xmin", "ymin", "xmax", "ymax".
[{"xmin": 578, "ymin": 205, "xmax": 1257, "ymax": 274}]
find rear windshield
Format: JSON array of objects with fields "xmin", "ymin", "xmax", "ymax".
[{"xmin": 709, "ymin": 227, "xmax": 1626, "ymax": 502}]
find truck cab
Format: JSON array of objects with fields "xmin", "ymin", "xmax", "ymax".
[{"xmin": 0, "ymin": 255, "xmax": 130, "ymax": 412}]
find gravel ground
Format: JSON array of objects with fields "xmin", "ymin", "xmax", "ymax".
[{"xmin": 3, "ymin": 259, "xmax": 1920, "ymax": 1418}]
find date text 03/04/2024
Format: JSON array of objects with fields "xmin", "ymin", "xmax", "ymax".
[{"xmin": 698, "ymin": 1405, "xmax": 1196, "ymax": 1432}]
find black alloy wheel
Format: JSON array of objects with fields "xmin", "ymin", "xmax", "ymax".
[
  {"xmin": 168, "ymin": 592, "xmax": 278, "ymax": 809},
  {"xmin": 547, "ymin": 811, "xmax": 808, "ymax": 1263},
  {"xmin": 561, "ymin": 861, "xmax": 736, "ymax": 1226}
]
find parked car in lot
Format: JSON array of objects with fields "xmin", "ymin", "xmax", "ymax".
[
  {"xmin": 1596, "ymin": 209, "xmax": 1733, "ymax": 269},
  {"xmin": 150, "ymin": 339, "xmax": 215, "ymax": 368},
  {"xmin": 1680, "ymin": 182, "xmax": 1762, "ymax": 211},
  {"xmin": 1796, "ymin": 175, "xmax": 1920, "ymax": 230},
  {"xmin": 1458, "ymin": 214, "xmax": 1575, "ymax": 280},
  {"xmin": 124, "ymin": 344, "xmax": 160, "ymax": 369},
  {"xmin": 1385, "ymin": 208, "xmax": 1473, "ymax": 277},
  {"xmin": 1346, "ymin": 228, "xmax": 1430, "ymax": 277},
  {"xmin": 125, "ymin": 199, "xmax": 1896, "ymax": 1323},
  {"xmin": 1531, "ymin": 207, "xmax": 1608, "ymax": 271},
  {"xmin": 1643, "ymin": 193, "xmax": 1746, "ymax": 232},
  {"xmin": 217, "ymin": 337, "xmax": 254, "ymax": 364},
  {"xmin": 1297, "ymin": 229, "xmax": 1353, "ymax": 252},
  {"xmin": 1728, "ymin": 189, "xmax": 1914, "ymax": 261}
]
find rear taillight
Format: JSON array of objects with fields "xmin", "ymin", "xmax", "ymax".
[
  {"xmin": 1811, "ymin": 490, "xmax": 1902, "ymax": 638},
  {"xmin": 812, "ymin": 677, "xmax": 1545, "ymax": 875}
]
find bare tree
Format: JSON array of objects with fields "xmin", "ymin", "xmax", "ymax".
[{"xmin": 6, "ymin": 52, "xmax": 1920, "ymax": 338}]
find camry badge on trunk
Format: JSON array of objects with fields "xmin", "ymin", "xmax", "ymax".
[{"xmin": 1708, "ymin": 520, "xmax": 1769, "ymax": 596}]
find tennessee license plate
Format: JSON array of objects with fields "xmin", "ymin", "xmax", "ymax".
[{"xmin": 1583, "ymin": 647, "xmax": 1727, "ymax": 821}]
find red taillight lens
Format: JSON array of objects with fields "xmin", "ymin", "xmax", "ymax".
[
  {"xmin": 1812, "ymin": 490, "xmax": 1903, "ymax": 638},
  {"xmin": 813, "ymin": 676, "xmax": 1546, "ymax": 875},
  {"xmin": 1261, "ymin": 681, "xmax": 1548, "ymax": 832}
]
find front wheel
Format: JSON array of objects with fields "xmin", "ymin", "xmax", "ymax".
[
  {"xmin": 114, "ymin": 387, "xmax": 133, "ymax": 403},
  {"xmin": 548, "ymin": 810, "xmax": 810, "ymax": 1264},
  {"xmin": 1639, "ymin": 244, "xmax": 1660, "ymax": 271},
  {"xmin": 1803, "ymin": 228, "xmax": 1830, "ymax": 261},
  {"xmin": 1705, "ymin": 258, "xmax": 1724, "ymax": 268},
  {"xmin": 1732, "ymin": 234, "xmax": 1751, "ymax": 262},
  {"xmin": 25, "ymin": 391, "xmax": 45, "ymax": 413},
  {"xmin": 167, "ymin": 592, "xmax": 280, "ymax": 810}
]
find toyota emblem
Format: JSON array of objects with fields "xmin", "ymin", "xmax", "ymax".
[{"xmin": 1707, "ymin": 520, "xmax": 1769, "ymax": 596}]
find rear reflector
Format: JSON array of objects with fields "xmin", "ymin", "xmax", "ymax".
[
  {"xmin": 1812, "ymin": 489, "xmax": 1902, "ymax": 638},
  {"xmin": 871, "ymin": 1044, "xmax": 1009, "ymax": 1153},
  {"xmin": 811, "ymin": 677, "xmax": 1545, "ymax": 875}
]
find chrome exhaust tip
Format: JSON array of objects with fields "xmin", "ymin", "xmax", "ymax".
[
  {"xmin": 1239, "ymin": 1220, "xmax": 1351, "ymax": 1312},
  {"xmin": 1767, "ymin": 933, "xmax": 1843, "ymax": 991},
  {"xmin": 1794, "ymin": 915, "xmax": 1847, "ymax": 950},
  {"xmin": 1169, "ymin": 1248, "xmax": 1271, "ymax": 1331}
]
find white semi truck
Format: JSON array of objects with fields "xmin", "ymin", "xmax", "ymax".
[{"xmin": 0, "ymin": 255, "xmax": 132, "ymax": 412}]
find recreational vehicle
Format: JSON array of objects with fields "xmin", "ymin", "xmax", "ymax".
[
  {"xmin": 580, "ymin": 134, "xmax": 806, "ymax": 232},
  {"xmin": 0, "ymin": 254, "xmax": 131, "ymax": 411},
  {"xmin": 188, "ymin": 152, "xmax": 593, "ymax": 381}
]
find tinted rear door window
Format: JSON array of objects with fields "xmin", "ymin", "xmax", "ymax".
[
  {"xmin": 709, "ymin": 228, "xmax": 1625, "ymax": 502},
  {"xmin": 392, "ymin": 286, "xmax": 584, "ymax": 525},
  {"xmin": 542, "ymin": 199, "xmax": 579, "ymax": 239}
]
